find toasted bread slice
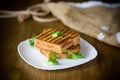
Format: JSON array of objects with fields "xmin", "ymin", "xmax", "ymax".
[
  {"xmin": 40, "ymin": 44, "xmax": 80, "ymax": 58},
  {"xmin": 35, "ymin": 28, "xmax": 80, "ymax": 53}
]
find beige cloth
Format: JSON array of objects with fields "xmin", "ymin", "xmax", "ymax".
[
  {"xmin": 46, "ymin": 3, "xmax": 120, "ymax": 48},
  {"xmin": 0, "ymin": 2, "xmax": 120, "ymax": 48}
]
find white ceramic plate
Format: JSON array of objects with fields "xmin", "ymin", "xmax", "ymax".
[{"xmin": 17, "ymin": 38, "xmax": 97, "ymax": 70}]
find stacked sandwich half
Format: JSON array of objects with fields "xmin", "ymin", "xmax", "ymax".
[{"xmin": 34, "ymin": 28, "xmax": 80, "ymax": 60}]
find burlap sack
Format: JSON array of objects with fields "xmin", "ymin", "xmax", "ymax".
[
  {"xmin": 0, "ymin": 1, "xmax": 120, "ymax": 48},
  {"xmin": 47, "ymin": 3, "xmax": 120, "ymax": 48}
]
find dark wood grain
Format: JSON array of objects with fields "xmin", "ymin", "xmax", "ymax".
[{"xmin": 0, "ymin": 0, "xmax": 120, "ymax": 80}]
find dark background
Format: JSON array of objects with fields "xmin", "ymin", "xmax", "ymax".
[{"xmin": 0, "ymin": 0, "xmax": 120, "ymax": 10}]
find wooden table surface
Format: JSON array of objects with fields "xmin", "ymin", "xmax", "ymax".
[{"xmin": 0, "ymin": 0, "xmax": 120, "ymax": 80}]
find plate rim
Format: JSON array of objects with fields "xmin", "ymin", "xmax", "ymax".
[{"xmin": 17, "ymin": 37, "xmax": 98, "ymax": 70}]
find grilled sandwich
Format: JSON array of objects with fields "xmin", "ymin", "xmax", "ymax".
[
  {"xmin": 35, "ymin": 28, "xmax": 80, "ymax": 54},
  {"xmin": 40, "ymin": 44, "xmax": 80, "ymax": 58}
]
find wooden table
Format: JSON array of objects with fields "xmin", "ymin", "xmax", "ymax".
[{"xmin": 0, "ymin": 0, "xmax": 120, "ymax": 80}]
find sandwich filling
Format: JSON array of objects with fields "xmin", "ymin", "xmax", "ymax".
[
  {"xmin": 35, "ymin": 28, "xmax": 80, "ymax": 54},
  {"xmin": 33, "ymin": 28, "xmax": 82, "ymax": 64}
]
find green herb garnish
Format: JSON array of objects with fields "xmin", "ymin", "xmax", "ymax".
[
  {"xmin": 29, "ymin": 33, "xmax": 36, "ymax": 46},
  {"xmin": 68, "ymin": 51, "xmax": 85, "ymax": 59},
  {"xmin": 51, "ymin": 31, "xmax": 62, "ymax": 38},
  {"xmin": 48, "ymin": 51, "xmax": 58, "ymax": 65}
]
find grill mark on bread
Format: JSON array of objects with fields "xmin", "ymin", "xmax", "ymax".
[
  {"xmin": 46, "ymin": 29, "xmax": 64, "ymax": 42},
  {"xmin": 38, "ymin": 28, "xmax": 58, "ymax": 40},
  {"xmin": 36, "ymin": 28, "xmax": 52, "ymax": 39},
  {"xmin": 71, "ymin": 33, "xmax": 79, "ymax": 37},
  {"xmin": 49, "ymin": 29, "xmax": 67, "ymax": 43},
  {"xmin": 41, "ymin": 28, "xmax": 58, "ymax": 41},
  {"xmin": 36, "ymin": 28, "xmax": 79, "ymax": 44},
  {"xmin": 35, "ymin": 28, "xmax": 80, "ymax": 54},
  {"xmin": 54, "ymin": 30, "xmax": 72, "ymax": 43},
  {"xmin": 43, "ymin": 28, "xmax": 78, "ymax": 44},
  {"xmin": 37, "ymin": 28, "xmax": 79, "ymax": 43},
  {"xmin": 56, "ymin": 31, "xmax": 76, "ymax": 44},
  {"xmin": 40, "ymin": 29, "xmax": 57, "ymax": 39}
]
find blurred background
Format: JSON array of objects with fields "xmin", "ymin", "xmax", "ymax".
[{"xmin": 0, "ymin": 0, "xmax": 120, "ymax": 10}]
